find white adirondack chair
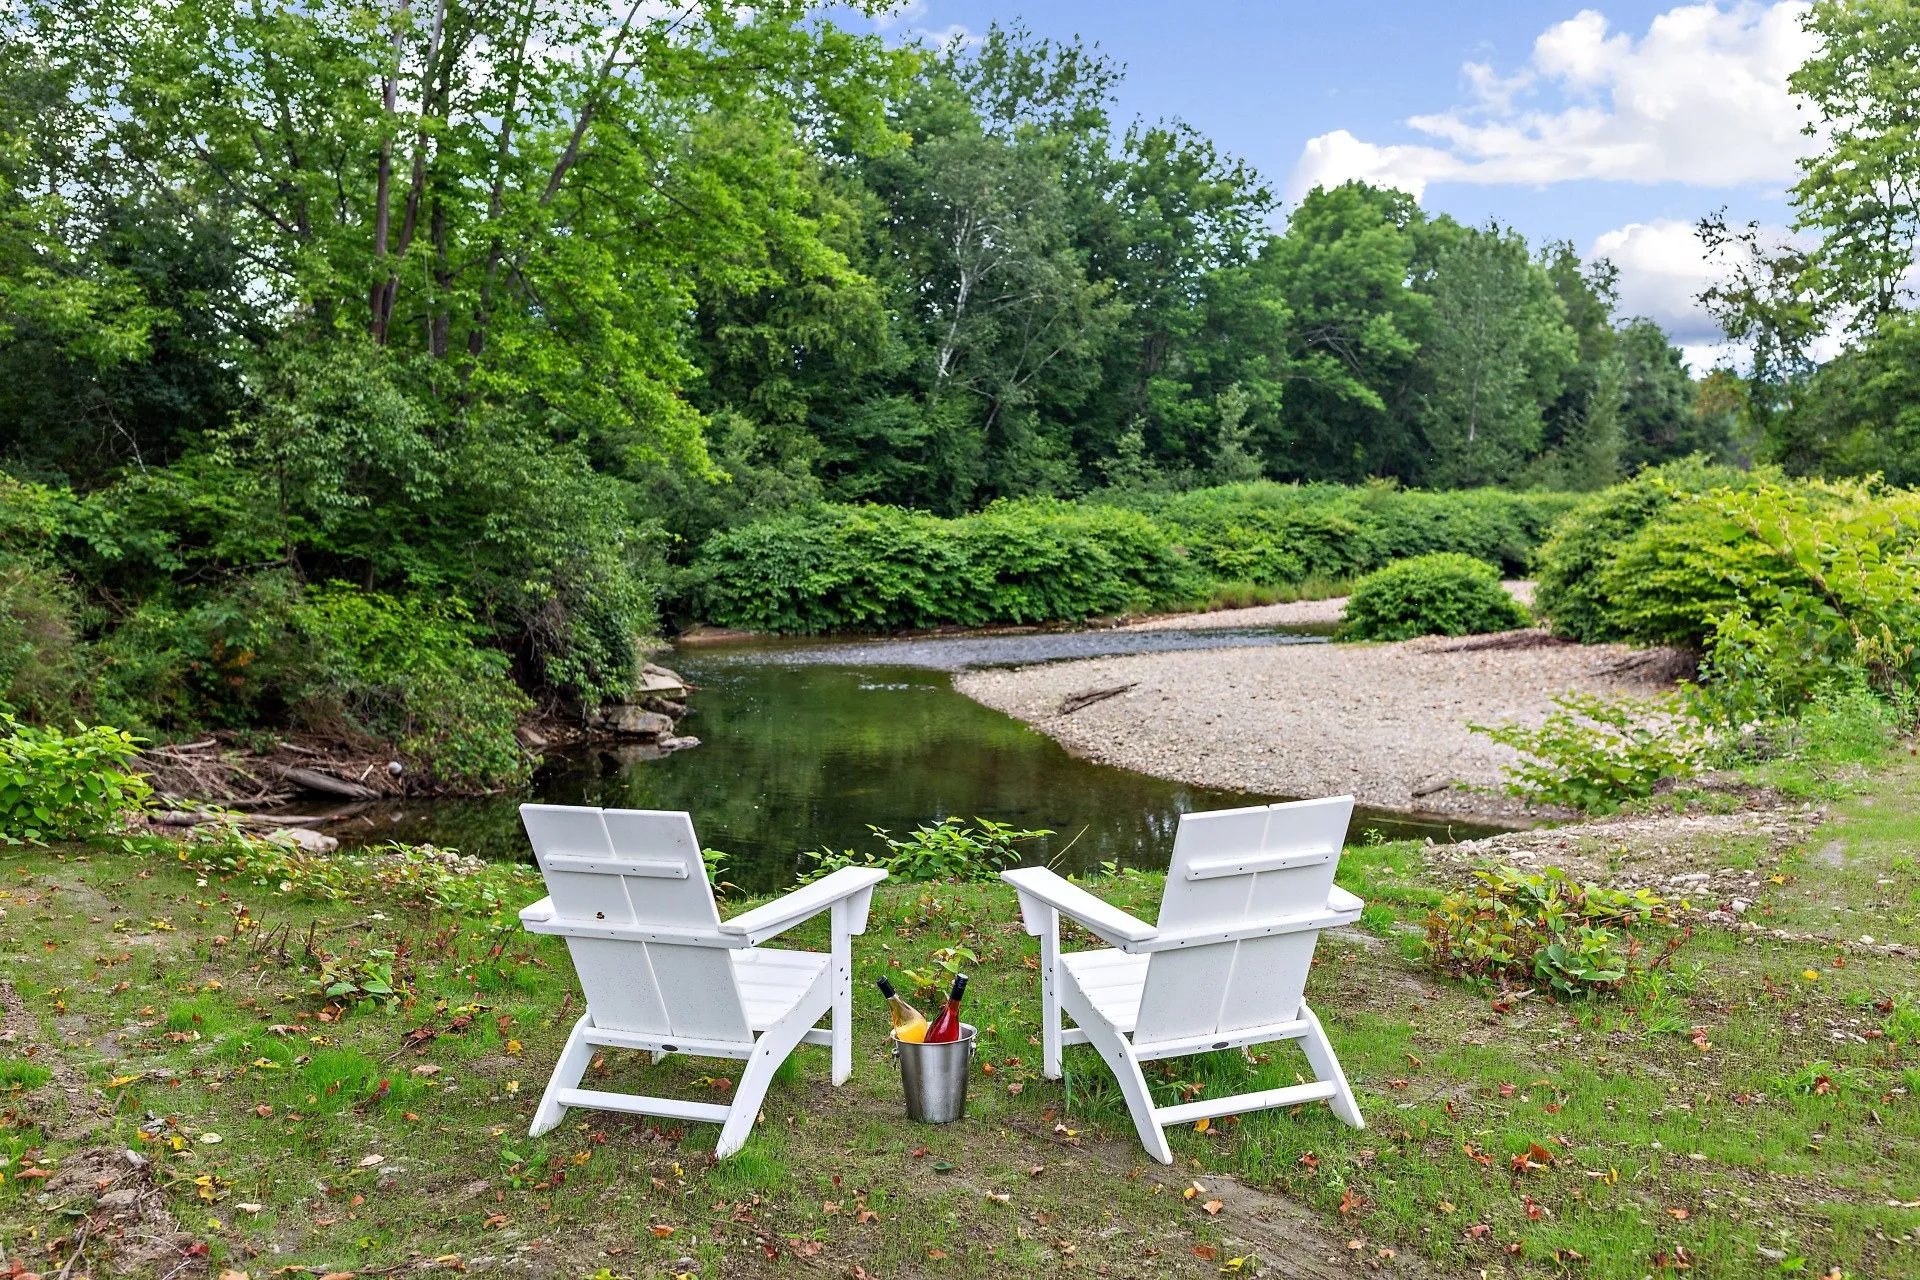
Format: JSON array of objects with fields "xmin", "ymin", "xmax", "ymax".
[
  {"xmin": 1001, "ymin": 796, "xmax": 1365, "ymax": 1164},
  {"xmin": 516, "ymin": 804, "xmax": 886, "ymax": 1158}
]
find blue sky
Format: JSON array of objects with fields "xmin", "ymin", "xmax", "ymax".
[{"xmin": 852, "ymin": 1, "xmax": 1821, "ymax": 364}]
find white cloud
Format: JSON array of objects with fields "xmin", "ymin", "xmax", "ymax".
[
  {"xmin": 1287, "ymin": 2, "xmax": 1817, "ymax": 202},
  {"xmin": 1589, "ymin": 218, "xmax": 1727, "ymax": 344},
  {"xmin": 1285, "ymin": 130, "xmax": 1462, "ymax": 204}
]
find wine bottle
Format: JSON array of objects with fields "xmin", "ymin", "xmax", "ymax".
[
  {"xmin": 923, "ymin": 973, "xmax": 968, "ymax": 1043},
  {"xmin": 876, "ymin": 977, "xmax": 929, "ymax": 1043}
]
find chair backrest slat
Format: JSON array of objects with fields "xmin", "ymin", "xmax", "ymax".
[
  {"xmin": 1133, "ymin": 796, "xmax": 1351, "ymax": 1046},
  {"xmin": 522, "ymin": 804, "xmax": 748, "ymax": 1043}
]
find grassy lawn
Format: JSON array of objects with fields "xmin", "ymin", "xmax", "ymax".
[{"xmin": 3, "ymin": 760, "xmax": 1918, "ymax": 1277}]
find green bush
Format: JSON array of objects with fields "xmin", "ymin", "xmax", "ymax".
[
  {"xmin": 0, "ymin": 714, "xmax": 152, "ymax": 843},
  {"xmin": 688, "ymin": 484, "xmax": 1580, "ymax": 633},
  {"xmin": 801, "ymin": 816, "xmax": 1051, "ymax": 883},
  {"xmin": 1122, "ymin": 481, "xmax": 1580, "ymax": 586},
  {"xmin": 688, "ymin": 499, "xmax": 1198, "ymax": 632},
  {"xmin": 0, "ymin": 475, "xmax": 86, "ymax": 720},
  {"xmin": 1531, "ymin": 458, "xmax": 1761, "ymax": 643},
  {"xmin": 1337, "ymin": 553, "xmax": 1532, "ymax": 641},
  {"xmin": 289, "ymin": 586, "xmax": 532, "ymax": 791},
  {"xmin": 1470, "ymin": 693, "xmax": 1706, "ymax": 813},
  {"xmin": 1424, "ymin": 865, "xmax": 1682, "ymax": 997}
]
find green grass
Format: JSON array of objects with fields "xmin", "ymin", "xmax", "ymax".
[{"xmin": 2, "ymin": 757, "xmax": 1918, "ymax": 1275}]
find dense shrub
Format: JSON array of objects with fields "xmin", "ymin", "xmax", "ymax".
[
  {"xmin": 1425, "ymin": 866, "xmax": 1683, "ymax": 998},
  {"xmin": 0, "ymin": 477, "xmax": 85, "ymax": 720},
  {"xmin": 688, "ymin": 499, "xmax": 1198, "ymax": 632},
  {"xmin": 0, "ymin": 715, "xmax": 152, "ymax": 843},
  {"xmin": 688, "ymin": 485, "xmax": 1578, "ymax": 633},
  {"xmin": 1337, "ymin": 553, "xmax": 1532, "ymax": 641},
  {"xmin": 1531, "ymin": 458, "xmax": 1760, "ymax": 643},
  {"xmin": 1123, "ymin": 482, "xmax": 1580, "ymax": 585},
  {"xmin": 289, "ymin": 587, "xmax": 533, "ymax": 791}
]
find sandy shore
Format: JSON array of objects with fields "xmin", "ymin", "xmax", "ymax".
[{"xmin": 954, "ymin": 628, "xmax": 1679, "ymax": 818}]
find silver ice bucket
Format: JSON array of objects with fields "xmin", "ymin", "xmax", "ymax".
[{"xmin": 892, "ymin": 1024, "xmax": 975, "ymax": 1124}]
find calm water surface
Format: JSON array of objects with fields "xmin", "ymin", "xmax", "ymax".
[{"xmin": 339, "ymin": 627, "xmax": 1512, "ymax": 892}]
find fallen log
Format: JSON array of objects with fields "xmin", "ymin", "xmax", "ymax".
[
  {"xmin": 1058, "ymin": 682, "xmax": 1138, "ymax": 716},
  {"xmin": 272, "ymin": 764, "xmax": 380, "ymax": 801}
]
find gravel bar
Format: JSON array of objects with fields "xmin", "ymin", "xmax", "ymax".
[{"xmin": 953, "ymin": 629, "xmax": 1678, "ymax": 819}]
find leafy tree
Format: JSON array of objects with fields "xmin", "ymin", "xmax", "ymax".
[
  {"xmin": 1777, "ymin": 311, "xmax": 1920, "ymax": 485},
  {"xmin": 1256, "ymin": 182, "xmax": 1429, "ymax": 481},
  {"xmin": 1791, "ymin": 0, "xmax": 1920, "ymax": 327},
  {"xmin": 1417, "ymin": 223, "xmax": 1577, "ymax": 487}
]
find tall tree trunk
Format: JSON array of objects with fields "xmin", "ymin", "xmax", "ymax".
[{"xmin": 370, "ymin": 0, "xmax": 412, "ymax": 341}]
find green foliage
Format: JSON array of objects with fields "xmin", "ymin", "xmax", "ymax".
[
  {"xmin": 801, "ymin": 817, "xmax": 1051, "ymax": 883},
  {"xmin": 1424, "ymin": 865, "xmax": 1682, "ymax": 998},
  {"xmin": 1470, "ymin": 694, "xmax": 1707, "ymax": 813},
  {"xmin": 0, "ymin": 713, "xmax": 151, "ymax": 843},
  {"xmin": 1531, "ymin": 458, "xmax": 1759, "ymax": 643},
  {"xmin": 308, "ymin": 945, "xmax": 409, "ymax": 1007},
  {"xmin": 689, "ymin": 499, "xmax": 1196, "ymax": 632},
  {"xmin": 693, "ymin": 484, "xmax": 1578, "ymax": 632},
  {"xmin": 1690, "ymin": 479, "xmax": 1920, "ymax": 721},
  {"xmin": 289, "ymin": 587, "xmax": 532, "ymax": 791},
  {"xmin": 1129, "ymin": 482, "xmax": 1578, "ymax": 585},
  {"xmin": 1337, "ymin": 552, "xmax": 1532, "ymax": 642}
]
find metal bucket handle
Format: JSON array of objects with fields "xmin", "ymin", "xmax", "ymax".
[{"xmin": 888, "ymin": 1025, "xmax": 978, "ymax": 1064}]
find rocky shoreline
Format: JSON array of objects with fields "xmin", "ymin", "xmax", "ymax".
[{"xmin": 954, "ymin": 621, "xmax": 1686, "ymax": 819}]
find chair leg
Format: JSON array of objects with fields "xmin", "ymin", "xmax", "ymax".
[
  {"xmin": 650, "ymin": 1050, "xmax": 669, "ymax": 1065},
  {"xmin": 829, "ymin": 898, "xmax": 855, "ymax": 1085},
  {"xmin": 716, "ymin": 971, "xmax": 831, "ymax": 1160},
  {"xmin": 530, "ymin": 1012, "xmax": 595, "ymax": 1137},
  {"xmin": 1059, "ymin": 976, "xmax": 1173, "ymax": 1164},
  {"xmin": 1038, "ymin": 909, "xmax": 1063, "ymax": 1080},
  {"xmin": 1298, "ymin": 1003, "xmax": 1364, "ymax": 1130}
]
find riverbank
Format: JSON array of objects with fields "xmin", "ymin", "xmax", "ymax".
[
  {"xmin": 955, "ymin": 626, "xmax": 1684, "ymax": 818},
  {"xmin": 4, "ymin": 751, "xmax": 1913, "ymax": 1277},
  {"xmin": 1116, "ymin": 578, "xmax": 1535, "ymax": 631}
]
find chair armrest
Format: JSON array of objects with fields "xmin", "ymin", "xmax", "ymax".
[
  {"xmin": 1001, "ymin": 867, "xmax": 1157, "ymax": 951},
  {"xmin": 718, "ymin": 867, "xmax": 889, "ymax": 945},
  {"xmin": 519, "ymin": 896, "xmax": 556, "ymax": 926},
  {"xmin": 1328, "ymin": 885, "xmax": 1363, "ymax": 915}
]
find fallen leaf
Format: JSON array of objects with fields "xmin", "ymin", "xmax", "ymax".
[
  {"xmin": 926, "ymin": 1248, "xmax": 947, "ymax": 1260},
  {"xmin": 1006, "ymin": 1081, "xmax": 1024, "ymax": 1095},
  {"xmin": 199, "ymin": 1132, "xmax": 222, "ymax": 1144},
  {"xmin": 411, "ymin": 1064, "xmax": 442, "ymax": 1077},
  {"xmin": 1194, "ymin": 1117, "xmax": 1210, "ymax": 1133},
  {"xmin": 1191, "ymin": 1245, "xmax": 1217, "ymax": 1261},
  {"xmin": 1498, "ymin": 1082, "xmax": 1516, "ymax": 1098},
  {"xmin": 985, "ymin": 1190, "xmax": 1009, "ymax": 1204},
  {"xmin": 1202, "ymin": 1199, "xmax": 1224, "ymax": 1216},
  {"xmin": 1667, "ymin": 1207, "xmax": 1690, "ymax": 1220},
  {"xmin": 358, "ymin": 1154, "xmax": 384, "ymax": 1168},
  {"xmin": 482, "ymin": 1214, "xmax": 507, "ymax": 1229},
  {"xmin": 788, "ymin": 1240, "xmax": 822, "ymax": 1258},
  {"xmin": 858, "ymin": 1208, "xmax": 880, "ymax": 1224},
  {"xmin": 1338, "ymin": 1186, "xmax": 1365, "ymax": 1215},
  {"xmin": 254, "ymin": 1104, "xmax": 273, "ymax": 1118},
  {"xmin": 236, "ymin": 1202, "xmax": 263, "ymax": 1214},
  {"xmin": 649, "ymin": 1224, "xmax": 674, "ymax": 1238},
  {"xmin": 1298, "ymin": 1151, "xmax": 1319, "ymax": 1172}
]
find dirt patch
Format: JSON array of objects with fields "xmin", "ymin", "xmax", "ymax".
[
  {"xmin": 1428, "ymin": 805, "xmax": 1836, "ymax": 933},
  {"xmin": 3, "ymin": 979, "xmax": 199, "ymax": 1275}
]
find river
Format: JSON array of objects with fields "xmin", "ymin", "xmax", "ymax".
[{"xmin": 338, "ymin": 625, "xmax": 1514, "ymax": 892}]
